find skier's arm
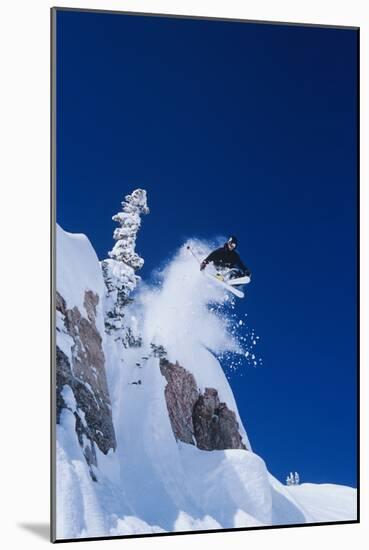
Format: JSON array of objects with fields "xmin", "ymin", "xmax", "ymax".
[{"xmin": 200, "ymin": 249, "xmax": 219, "ymax": 270}]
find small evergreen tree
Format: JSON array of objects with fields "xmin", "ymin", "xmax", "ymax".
[
  {"xmin": 101, "ymin": 189, "xmax": 149, "ymax": 344},
  {"xmin": 286, "ymin": 471, "xmax": 300, "ymax": 486},
  {"xmin": 108, "ymin": 188, "xmax": 149, "ymax": 268}
]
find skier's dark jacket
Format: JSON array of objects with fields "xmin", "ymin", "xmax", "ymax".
[{"xmin": 202, "ymin": 243, "xmax": 250, "ymax": 275}]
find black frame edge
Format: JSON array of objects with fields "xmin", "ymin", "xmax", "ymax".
[{"xmin": 356, "ymin": 27, "xmax": 360, "ymax": 524}]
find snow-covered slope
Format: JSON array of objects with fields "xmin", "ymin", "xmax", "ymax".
[
  {"xmin": 283, "ymin": 483, "xmax": 357, "ymax": 523},
  {"xmin": 55, "ymin": 225, "xmax": 357, "ymax": 541},
  {"xmin": 56, "ymin": 224, "xmax": 105, "ymax": 333}
]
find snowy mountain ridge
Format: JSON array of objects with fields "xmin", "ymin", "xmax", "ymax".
[{"xmin": 55, "ymin": 190, "xmax": 356, "ymax": 540}]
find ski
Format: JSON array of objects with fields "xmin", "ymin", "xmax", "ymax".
[
  {"xmin": 187, "ymin": 245, "xmax": 244, "ymax": 299},
  {"xmin": 227, "ymin": 275, "xmax": 251, "ymax": 286},
  {"xmin": 203, "ymin": 271, "xmax": 244, "ymax": 298}
]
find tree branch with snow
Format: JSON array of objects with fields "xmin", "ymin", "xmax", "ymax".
[{"xmin": 101, "ymin": 189, "xmax": 149, "ymax": 342}]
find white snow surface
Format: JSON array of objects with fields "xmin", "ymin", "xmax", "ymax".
[
  {"xmin": 56, "ymin": 224, "xmax": 105, "ymax": 335},
  {"xmin": 56, "ymin": 228, "xmax": 357, "ymax": 540}
]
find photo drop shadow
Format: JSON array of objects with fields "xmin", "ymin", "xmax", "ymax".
[{"xmin": 18, "ymin": 522, "xmax": 49, "ymax": 541}]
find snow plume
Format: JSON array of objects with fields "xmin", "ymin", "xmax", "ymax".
[
  {"xmin": 218, "ymin": 314, "xmax": 263, "ymax": 374},
  {"xmin": 139, "ymin": 240, "xmax": 238, "ymax": 354},
  {"xmin": 132, "ymin": 238, "xmax": 257, "ymax": 393}
]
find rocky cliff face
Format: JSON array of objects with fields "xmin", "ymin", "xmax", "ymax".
[
  {"xmin": 159, "ymin": 358, "xmax": 247, "ymax": 451},
  {"xmin": 159, "ymin": 359, "xmax": 199, "ymax": 445},
  {"xmin": 56, "ymin": 290, "xmax": 116, "ymax": 481},
  {"xmin": 193, "ymin": 387, "xmax": 246, "ymax": 451}
]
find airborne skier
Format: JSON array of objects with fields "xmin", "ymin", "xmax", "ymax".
[{"xmin": 200, "ymin": 236, "xmax": 251, "ymax": 281}]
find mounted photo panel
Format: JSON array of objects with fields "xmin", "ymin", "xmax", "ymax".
[{"xmin": 51, "ymin": 7, "xmax": 359, "ymax": 543}]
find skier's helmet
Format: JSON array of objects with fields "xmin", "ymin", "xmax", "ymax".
[{"xmin": 228, "ymin": 235, "xmax": 238, "ymax": 249}]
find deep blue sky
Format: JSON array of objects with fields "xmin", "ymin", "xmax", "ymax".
[{"xmin": 56, "ymin": 10, "xmax": 358, "ymax": 488}]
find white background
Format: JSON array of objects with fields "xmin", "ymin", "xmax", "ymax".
[{"xmin": 0, "ymin": 0, "xmax": 367, "ymax": 548}]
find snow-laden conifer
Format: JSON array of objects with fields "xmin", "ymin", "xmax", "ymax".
[
  {"xmin": 286, "ymin": 472, "xmax": 300, "ymax": 486},
  {"xmin": 108, "ymin": 188, "xmax": 149, "ymax": 268},
  {"xmin": 101, "ymin": 189, "xmax": 149, "ymax": 342}
]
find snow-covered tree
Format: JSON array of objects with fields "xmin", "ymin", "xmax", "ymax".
[
  {"xmin": 101, "ymin": 189, "xmax": 149, "ymax": 343},
  {"xmin": 286, "ymin": 472, "xmax": 300, "ymax": 486},
  {"xmin": 108, "ymin": 188, "xmax": 149, "ymax": 268}
]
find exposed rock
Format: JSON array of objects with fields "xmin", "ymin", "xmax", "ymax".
[
  {"xmin": 193, "ymin": 388, "xmax": 247, "ymax": 451},
  {"xmin": 160, "ymin": 358, "xmax": 247, "ymax": 451},
  {"xmin": 56, "ymin": 291, "xmax": 116, "ymax": 481},
  {"xmin": 160, "ymin": 358, "xmax": 199, "ymax": 445}
]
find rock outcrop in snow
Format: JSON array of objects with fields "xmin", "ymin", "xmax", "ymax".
[
  {"xmin": 160, "ymin": 358, "xmax": 247, "ymax": 451},
  {"xmin": 56, "ymin": 291, "xmax": 116, "ymax": 475},
  {"xmin": 193, "ymin": 387, "xmax": 247, "ymax": 451},
  {"xmin": 159, "ymin": 359, "xmax": 199, "ymax": 445},
  {"xmin": 56, "ymin": 226, "xmax": 116, "ymax": 482}
]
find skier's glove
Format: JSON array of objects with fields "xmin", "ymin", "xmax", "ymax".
[
  {"xmin": 244, "ymin": 268, "xmax": 251, "ymax": 278},
  {"xmin": 200, "ymin": 261, "xmax": 207, "ymax": 271}
]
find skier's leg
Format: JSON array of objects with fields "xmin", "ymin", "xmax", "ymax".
[
  {"xmin": 214, "ymin": 263, "xmax": 227, "ymax": 281},
  {"xmin": 227, "ymin": 268, "xmax": 243, "ymax": 280}
]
